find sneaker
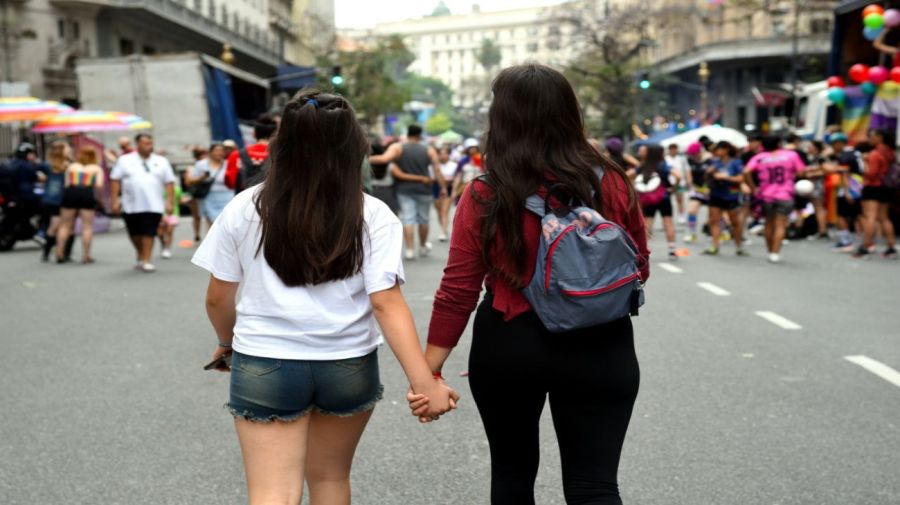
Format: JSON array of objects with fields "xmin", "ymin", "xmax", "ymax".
[
  {"xmin": 852, "ymin": 247, "xmax": 870, "ymax": 259},
  {"xmin": 736, "ymin": 248, "xmax": 750, "ymax": 257},
  {"xmin": 420, "ymin": 242, "xmax": 433, "ymax": 257},
  {"xmin": 161, "ymin": 249, "xmax": 172, "ymax": 259},
  {"xmin": 677, "ymin": 216, "xmax": 687, "ymax": 225},
  {"xmin": 702, "ymin": 247, "xmax": 719, "ymax": 256},
  {"xmin": 720, "ymin": 231, "xmax": 732, "ymax": 242},
  {"xmin": 884, "ymin": 248, "xmax": 898, "ymax": 260},
  {"xmin": 667, "ymin": 250, "xmax": 678, "ymax": 261},
  {"xmin": 837, "ymin": 244, "xmax": 857, "ymax": 254},
  {"xmin": 141, "ymin": 263, "xmax": 157, "ymax": 273},
  {"xmin": 438, "ymin": 233, "xmax": 448, "ymax": 242},
  {"xmin": 767, "ymin": 253, "xmax": 781, "ymax": 263},
  {"xmin": 134, "ymin": 261, "xmax": 143, "ymax": 271},
  {"xmin": 404, "ymin": 249, "xmax": 416, "ymax": 261},
  {"xmin": 683, "ymin": 234, "xmax": 697, "ymax": 243}
]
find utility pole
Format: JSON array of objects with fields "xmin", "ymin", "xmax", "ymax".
[
  {"xmin": 698, "ymin": 61, "xmax": 710, "ymax": 122},
  {"xmin": 1, "ymin": 0, "xmax": 12, "ymax": 83},
  {"xmin": 789, "ymin": 0, "xmax": 801, "ymax": 126}
]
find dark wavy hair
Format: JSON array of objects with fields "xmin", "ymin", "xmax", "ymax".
[
  {"xmin": 639, "ymin": 144, "xmax": 665, "ymax": 182},
  {"xmin": 478, "ymin": 64, "xmax": 636, "ymax": 288},
  {"xmin": 254, "ymin": 89, "xmax": 369, "ymax": 287}
]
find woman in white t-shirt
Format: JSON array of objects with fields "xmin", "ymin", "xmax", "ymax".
[
  {"xmin": 433, "ymin": 145, "xmax": 457, "ymax": 241},
  {"xmin": 188, "ymin": 143, "xmax": 231, "ymax": 224},
  {"xmin": 192, "ymin": 91, "xmax": 458, "ymax": 505}
]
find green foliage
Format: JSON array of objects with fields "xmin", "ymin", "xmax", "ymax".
[
  {"xmin": 425, "ymin": 112, "xmax": 453, "ymax": 135},
  {"xmin": 404, "ymin": 74, "xmax": 455, "ymax": 114},
  {"xmin": 477, "ymin": 38, "xmax": 502, "ymax": 71}
]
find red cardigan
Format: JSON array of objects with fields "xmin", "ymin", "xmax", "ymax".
[{"xmin": 427, "ymin": 172, "xmax": 650, "ymax": 348}]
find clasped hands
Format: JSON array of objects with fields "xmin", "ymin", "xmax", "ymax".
[{"xmin": 406, "ymin": 376, "xmax": 461, "ymax": 423}]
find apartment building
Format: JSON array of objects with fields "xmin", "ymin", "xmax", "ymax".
[{"xmin": 0, "ymin": 0, "xmax": 295, "ymax": 102}]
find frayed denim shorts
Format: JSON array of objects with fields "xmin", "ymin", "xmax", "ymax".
[{"xmin": 228, "ymin": 350, "xmax": 383, "ymax": 422}]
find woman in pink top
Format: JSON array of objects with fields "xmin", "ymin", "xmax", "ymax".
[{"xmin": 744, "ymin": 136, "xmax": 805, "ymax": 263}]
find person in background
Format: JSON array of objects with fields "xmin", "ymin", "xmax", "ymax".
[
  {"xmin": 604, "ymin": 137, "xmax": 639, "ymax": 170},
  {"xmin": 784, "ymin": 133, "xmax": 810, "ymax": 165},
  {"xmin": 433, "ymin": 145, "xmax": 456, "ymax": 242},
  {"xmin": 39, "ymin": 141, "xmax": 70, "ymax": 262},
  {"xmin": 664, "ymin": 143, "xmax": 690, "ymax": 224},
  {"xmin": 744, "ymin": 136, "xmax": 805, "ymax": 263},
  {"xmin": 225, "ymin": 115, "xmax": 276, "ymax": 193},
  {"xmin": 705, "ymin": 141, "xmax": 746, "ymax": 256},
  {"xmin": 221, "ymin": 139, "xmax": 237, "ymax": 160},
  {"xmin": 184, "ymin": 145, "xmax": 208, "ymax": 242},
  {"xmin": 825, "ymin": 133, "xmax": 863, "ymax": 251},
  {"xmin": 635, "ymin": 144, "xmax": 678, "ymax": 259},
  {"xmin": 855, "ymin": 128, "xmax": 897, "ymax": 259},
  {"xmin": 190, "ymin": 143, "xmax": 231, "ymax": 225},
  {"xmin": 56, "ymin": 145, "xmax": 104, "ymax": 264},
  {"xmin": 804, "ymin": 140, "xmax": 830, "ymax": 239},
  {"xmin": 683, "ymin": 142, "xmax": 710, "ymax": 243},
  {"xmin": 157, "ymin": 181, "xmax": 183, "ymax": 260},
  {"xmin": 452, "ymin": 138, "xmax": 483, "ymax": 201},
  {"xmin": 369, "ymin": 136, "xmax": 399, "ymax": 213},
  {"xmin": 191, "ymin": 90, "xmax": 457, "ymax": 505},
  {"xmin": 369, "ymin": 125, "xmax": 448, "ymax": 260},
  {"xmin": 420, "ymin": 65, "xmax": 649, "ymax": 504},
  {"xmin": 9, "ymin": 143, "xmax": 46, "ymax": 243},
  {"xmin": 110, "ymin": 133, "xmax": 177, "ymax": 273}
]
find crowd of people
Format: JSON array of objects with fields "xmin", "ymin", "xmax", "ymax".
[{"xmin": 607, "ymin": 129, "xmax": 899, "ymax": 263}]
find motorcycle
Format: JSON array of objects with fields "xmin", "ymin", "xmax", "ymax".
[{"xmin": 0, "ymin": 194, "xmax": 42, "ymax": 251}]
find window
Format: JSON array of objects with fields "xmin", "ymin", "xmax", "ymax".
[
  {"xmin": 57, "ymin": 19, "xmax": 65, "ymax": 39},
  {"xmin": 233, "ymin": 12, "xmax": 239, "ymax": 31},
  {"xmin": 194, "ymin": 0, "xmax": 202, "ymax": 10},
  {"xmin": 208, "ymin": 0, "xmax": 216, "ymax": 19},
  {"xmin": 810, "ymin": 18, "xmax": 831, "ymax": 35},
  {"xmin": 527, "ymin": 42, "xmax": 539, "ymax": 53},
  {"xmin": 143, "ymin": 45, "xmax": 156, "ymax": 55},
  {"xmin": 221, "ymin": 5, "xmax": 227, "ymax": 25},
  {"xmin": 73, "ymin": 21, "xmax": 80, "ymax": 39},
  {"xmin": 119, "ymin": 38, "xmax": 135, "ymax": 55}
]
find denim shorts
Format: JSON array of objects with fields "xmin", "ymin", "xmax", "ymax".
[
  {"xmin": 228, "ymin": 350, "xmax": 383, "ymax": 422},
  {"xmin": 397, "ymin": 191, "xmax": 433, "ymax": 225}
]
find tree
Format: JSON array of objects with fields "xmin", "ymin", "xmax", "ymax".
[
  {"xmin": 425, "ymin": 112, "xmax": 453, "ymax": 135},
  {"xmin": 404, "ymin": 74, "xmax": 455, "ymax": 113},
  {"xmin": 318, "ymin": 34, "xmax": 414, "ymax": 127},
  {"xmin": 477, "ymin": 38, "xmax": 502, "ymax": 72}
]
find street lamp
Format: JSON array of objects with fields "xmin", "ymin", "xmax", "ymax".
[{"xmin": 698, "ymin": 61, "xmax": 710, "ymax": 121}]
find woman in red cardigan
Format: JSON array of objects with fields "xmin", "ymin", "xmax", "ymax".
[{"xmin": 410, "ymin": 65, "xmax": 650, "ymax": 504}]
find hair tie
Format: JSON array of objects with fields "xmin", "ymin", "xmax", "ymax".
[{"xmin": 306, "ymin": 98, "xmax": 319, "ymax": 108}]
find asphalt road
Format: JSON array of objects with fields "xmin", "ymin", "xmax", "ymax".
[{"xmin": 1, "ymin": 214, "xmax": 898, "ymax": 505}]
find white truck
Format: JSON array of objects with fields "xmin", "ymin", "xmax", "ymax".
[{"xmin": 76, "ymin": 52, "xmax": 268, "ymax": 167}]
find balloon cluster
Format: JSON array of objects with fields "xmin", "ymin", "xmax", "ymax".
[{"xmin": 827, "ymin": 5, "xmax": 900, "ymax": 106}]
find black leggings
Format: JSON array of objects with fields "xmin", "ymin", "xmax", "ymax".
[{"xmin": 468, "ymin": 295, "xmax": 640, "ymax": 505}]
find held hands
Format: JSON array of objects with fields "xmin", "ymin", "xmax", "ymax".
[{"xmin": 407, "ymin": 377, "xmax": 460, "ymax": 423}]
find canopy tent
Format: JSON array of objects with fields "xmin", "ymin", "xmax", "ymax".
[
  {"xmin": 438, "ymin": 129, "xmax": 463, "ymax": 144},
  {"xmin": 0, "ymin": 97, "xmax": 73, "ymax": 123},
  {"xmin": 663, "ymin": 125, "xmax": 748, "ymax": 151},
  {"xmin": 630, "ymin": 130, "xmax": 678, "ymax": 148},
  {"xmin": 31, "ymin": 111, "xmax": 152, "ymax": 133}
]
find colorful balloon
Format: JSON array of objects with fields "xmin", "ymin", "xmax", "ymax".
[
  {"xmin": 849, "ymin": 63, "xmax": 870, "ymax": 83},
  {"xmin": 827, "ymin": 87, "xmax": 846, "ymax": 104},
  {"xmin": 870, "ymin": 66, "xmax": 889, "ymax": 84},
  {"xmin": 864, "ymin": 26, "xmax": 884, "ymax": 41},
  {"xmin": 863, "ymin": 4, "xmax": 885, "ymax": 18},
  {"xmin": 826, "ymin": 76, "xmax": 846, "ymax": 88},
  {"xmin": 865, "ymin": 13, "xmax": 885, "ymax": 30},
  {"xmin": 891, "ymin": 66, "xmax": 900, "ymax": 83},
  {"xmin": 884, "ymin": 9, "xmax": 900, "ymax": 28},
  {"xmin": 862, "ymin": 82, "xmax": 877, "ymax": 95}
]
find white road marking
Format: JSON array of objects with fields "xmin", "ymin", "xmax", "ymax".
[
  {"xmin": 657, "ymin": 263, "xmax": 683, "ymax": 274},
  {"xmin": 844, "ymin": 355, "xmax": 900, "ymax": 388},
  {"xmin": 754, "ymin": 311, "xmax": 802, "ymax": 330},
  {"xmin": 697, "ymin": 282, "xmax": 730, "ymax": 296}
]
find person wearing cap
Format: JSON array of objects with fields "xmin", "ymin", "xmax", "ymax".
[
  {"xmin": 10, "ymin": 142, "xmax": 47, "ymax": 207},
  {"xmin": 222, "ymin": 139, "xmax": 237, "ymax": 160},
  {"xmin": 452, "ymin": 138, "xmax": 482, "ymax": 202},
  {"xmin": 824, "ymin": 132, "xmax": 863, "ymax": 251}
]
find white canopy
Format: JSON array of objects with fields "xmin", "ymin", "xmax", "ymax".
[{"xmin": 664, "ymin": 125, "xmax": 749, "ymax": 150}]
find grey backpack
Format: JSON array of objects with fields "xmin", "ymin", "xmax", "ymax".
[{"xmin": 521, "ymin": 182, "xmax": 645, "ymax": 333}]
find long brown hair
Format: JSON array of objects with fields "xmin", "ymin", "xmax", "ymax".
[
  {"xmin": 76, "ymin": 145, "xmax": 99, "ymax": 165},
  {"xmin": 48, "ymin": 141, "xmax": 69, "ymax": 173},
  {"xmin": 478, "ymin": 64, "xmax": 636, "ymax": 288},
  {"xmin": 254, "ymin": 89, "xmax": 369, "ymax": 287}
]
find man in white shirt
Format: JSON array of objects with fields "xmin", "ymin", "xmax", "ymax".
[
  {"xmin": 110, "ymin": 133, "xmax": 176, "ymax": 273},
  {"xmin": 665, "ymin": 143, "xmax": 690, "ymax": 224}
]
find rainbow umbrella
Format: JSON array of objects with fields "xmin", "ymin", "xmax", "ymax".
[
  {"xmin": 0, "ymin": 97, "xmax": 73, "ymax": 122},
  {"xmin": 31, "ymin": 110, "xmax": 153, "ymax": 133}
]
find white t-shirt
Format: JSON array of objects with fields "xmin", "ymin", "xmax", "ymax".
[
  {"xmin": 191, "ymin": 159, "xmax": 229, "ymax": 193},
  {"xmin": 439, "ymin": 161, "xmax": 457, "ymax": 180},
  {"xmin": 191, "ymin": 188, "xmax": 405, "ymax": 360},
  {"xmin": 109, "ymin": 152, "xmax": 176, "ymax": 214},
  {"xmin": 664, "ymin": 154, "xmax": 689, "ymax": 186}
]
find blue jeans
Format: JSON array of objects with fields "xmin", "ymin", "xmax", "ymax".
[
  {"xmin": 228, "ymin": 350, "xmax": 383, "ymax": 422},
  {"xmin": 397, "ymin": 192, "xmax": 433, "ymax": 226}
]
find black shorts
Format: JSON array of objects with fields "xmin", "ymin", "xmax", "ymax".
[
  {"xmin": 861, "ymin": 186, "xmax": 894, "ymax": 203},
  {"xmin": 61, "ymin": 187, "xmax": 97, "ymax": 210},
  {"xmin": 708, "ymin": 197, "xmax": 740, "ymax": 211},
  {"xmin": 763, "ymin": 200, "xmax": 794, "ymax": 217},
  {"xmin": 837, "ymin": 197, "xmax": 861, "ymax": 219},
  {"xmin": 642, "ymin": 196, "xmax": 673, "ymax": 218},
  {"xmin": 123, "ymin": 212, "xmax": 162, "ymax": 237}
]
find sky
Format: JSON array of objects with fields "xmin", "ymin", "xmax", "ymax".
[{"xmin": 335, "ymin": 0, "xmax": 567, "ymax": 29}]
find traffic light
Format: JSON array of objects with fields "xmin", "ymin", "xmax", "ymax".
[
  {"xmin": 330, "ymin": 65, "xmax": 344, "ymax": 87},
  {"xmin": 639, "ymin": 72, "xmax": 651, "ymax": 90}
]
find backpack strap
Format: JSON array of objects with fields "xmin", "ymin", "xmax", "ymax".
[
  {"xmin": 238, "ymin": 148, "xmax": 253, "ymax": 170},
  {"xmin": 525, "ymin": 194, "xmax": 546, "ymax": 216}
]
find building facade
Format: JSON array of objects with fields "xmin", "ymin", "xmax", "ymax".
[
  {"xmin": 360, "ymin": 3, "xmax": 576, "ymax": 107},
  {"xmin": 0, "ymin": 0, "xmax": 295, "ymax": 102},
  {"xmin": 289, "ymin": 0, "xmax": 336, "ymax": 65}
]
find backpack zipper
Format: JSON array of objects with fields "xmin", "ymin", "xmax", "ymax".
[{"xmin": 560, "ymin": 273, "xmax": 641, "ymax": 297}]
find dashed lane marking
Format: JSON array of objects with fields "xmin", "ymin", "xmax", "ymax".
[
  {"xmin": 754, "ymin": 311, "xmax": 802, "ymax": 330},
  {"xmin": 657, "ymin": 263, "xmax": 684, "ymax": 274},
  {"xmin": 697, "ymin": 282, "xmax": 730, "ymax": 296},
  {"xmin": 844, "ymin": 355, "xmax": 900, "ymax": 388}
]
